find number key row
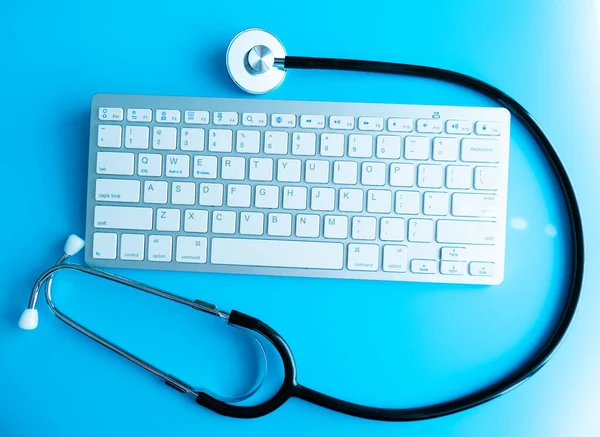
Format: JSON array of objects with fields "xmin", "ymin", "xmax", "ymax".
[{"xmin": 99, "ymin": 126, "xmax": 499, "ymax": 163}]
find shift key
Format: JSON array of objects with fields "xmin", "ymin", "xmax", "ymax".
[
  {"xmin": 437, "ymin": 220, "xmax": 496, "ymax": 245},
  {"xmin": 94, "ymin": 206, "xmax": 153, "ymax": 230}
]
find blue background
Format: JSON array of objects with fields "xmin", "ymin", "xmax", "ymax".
[{"xmin": 2, "ymin": 1, "xmax": 600, "ymax": 436}]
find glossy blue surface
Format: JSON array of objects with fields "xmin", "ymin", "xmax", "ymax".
[{"xmin": 1, "ymin": 1, "xmax": 600, "ymax": 436}]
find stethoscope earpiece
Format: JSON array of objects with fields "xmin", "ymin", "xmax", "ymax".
[{"xmin": 226, "ymin": 28, "xmax": 286, "ymax": 94}]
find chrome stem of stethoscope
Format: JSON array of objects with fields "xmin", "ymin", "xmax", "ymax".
[{"xmin": 19, "ymin": 235, "xmax": 268, "ymax": 404}]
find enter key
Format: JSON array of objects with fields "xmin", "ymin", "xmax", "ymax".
[{"xmin": 452, "ymin": 193, "xmax": 499, "ymax": 218}]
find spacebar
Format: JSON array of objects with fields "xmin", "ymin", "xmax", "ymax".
[{"xmin": 211, "ymin": 238, "xmax": 344, "ymax": 270}]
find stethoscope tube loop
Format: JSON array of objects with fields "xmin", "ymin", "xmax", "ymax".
[{"xmin": 27, "ymin": 255, "xmax": 268, "ymax": 404}]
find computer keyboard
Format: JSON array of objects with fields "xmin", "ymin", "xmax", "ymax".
[{"xmin": 86, "ymin": 94, "xmax": 510, "ymax": 285}]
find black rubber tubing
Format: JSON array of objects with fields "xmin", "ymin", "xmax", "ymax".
[{"xmin": 205, "ymin": 56, "xmax": 585, "ymax": 421}]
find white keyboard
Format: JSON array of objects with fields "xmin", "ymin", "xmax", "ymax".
[{"xmin": 86, "ymin": 94, "xmax": 510, "ymax": 285}]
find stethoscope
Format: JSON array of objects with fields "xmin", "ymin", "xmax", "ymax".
[{"xmin": 19, "ymin": 28, "xmax": 584, "ymax": 421}]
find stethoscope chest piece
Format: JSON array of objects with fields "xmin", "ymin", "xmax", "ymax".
[{"xmin": 226, "ymin": 28, "xmax": 286, "ymax": 94}]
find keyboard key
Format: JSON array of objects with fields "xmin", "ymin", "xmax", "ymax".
[
  {"xmin": 156, "ymin": 208, "xmax": 181, "ymax": 231},
  {"xmin": 181, "ymin": 128, "xmax": 205, "ymax": 151},
  {"xmin": 382, "ymin": 245, "xmax": 408, "ymax": 272},
  {"xmin": 416, "ymin": 118, "xmax": 443, "ymax": 134},
  {"xmin": 432, "ymin": 137, "xmax": 458, "ymax": 161},
  {"xmin": 221, "ymin": 156, "xmax": 246, "ymax": 180},
  {"xmin": 96, "ymin": 152, "xmax": 135, "ymax": 176},
  {"xmin": 148, "ymin": 235, "xmax": 172, "ymax": 262},
  {"xmin": 333, "ymin": 161, "xmax": 358, "ymax": 184},
  {"xmin": 165, "ymin": 155, "xmax": 190, "ymax": 178},
  {"xmin": 171, "ymin": 182, "xmax": 196, "ymax": 205},
  {"xmin": 97, "ymin": 125, "xmax": 122, "ymax": 148},
  {"xmin": 366, "ymin": 189, "xmax": 392, "ymax": 213},
  {"xmin": 93, "ymin": 232, "xmax": 118, "ymax": 259},
  {"xmin": 389, "ymin": 163, "xmax": 415, "ymax": 187},
  {"xmin": 208, "ymin": 129, "xmax": 233, "ymax": 152},
  {"xmin": 296, "ymin": 214, "xmax": 320, "ymax": 238},
  {"xmin": 324, "ymin": 215, "xmax": 349, "ymax": 239},
  {"xmin": 358, "ymin": 117, "xmax": 383, "ymax": 131},
  {"xmin": 305, "ymin": 160, "xmax": 329, "ymax": 183},
  {"xmin": 271, "ymin": 113, "xmax": 296, "ymax": 128},
  {"xmin": 211, "ymin": 238, "xmax": 344, "ymax": 269},
  {"xmin": 320, "ymin": 133, "xmax": 345, "ymax": 157},
  {"xmin": 127, "ymin": 108, "xmax": 152, "ymax": 122},
  {"xmin": 411, "ymin": 259, "xmax": 437, "ymax": 274},
  {"xmin": 176, "ymin": 236, "xmax": 208, "ymax": 263},
  {"xmin": 339, "ymin": 189, "xmax": 363, "ymax": 212},
  {"xmin": 236, "ymin": 130, "xmax": 261, "ymax": 154},
  {"xmin": 361, "ymin": 162, "xmax": 386, "ymax": 186},
  {"xmin": 184, "ymin": 110, "xmax": 209, "ymax": 125},
  {"xmin": 95, "ymin": 179, "xmax": 140, "ymax": 203},
  {"xmin": 240, "ymin": 212, "xmax": 264, "ymax": 235},
  {"xmin": 283, "ymin": 186, "xmax": 307, "ymax": 210},
  {"xmin": 268, "ymin": 213, "xmax": 292, "ymax": 236},
  {"xmin": 193, "ymin": 156, "xmax": 218, "ymax": 179},
  {"xmin": 395, "ymin": 191, "xmax": 420, "ymax": 214},
  {"xmin": 242, "ymin": 112, "xmax": 267, "ymax": 127},
  {"xmin": 437, "ymin": 220, "xmax": 496, "ymax": 245},
  {"xmin": 446, "ymin": 120, "xmax": 472, "ymax": 135},
  {"xmin": 441, "ymin": 247, "xmax": 467, "ymax": 261},
  {"xmin": 446, "ymin": 165, "xmax": 472, "ymax": 189},
  {"xmin": 277, "ymin": 159, "xmax": 302, "ymax": 182},
  {"xmin": 300, "ymin": 115, "xmax": 325, "ymax": 129},
  {"xmin": 474, "ymin": 166, "xmax": 500, "ymax": 190},
  {"xmin": 255, "ymin": 185, "xmax": 279, "ymax": 208},
  {"xmin": 347, "ymin": 244, "xmax": 379, "ymax": 271},
  {"xmin": 249, "ymin": 158, "xmax": 274, "ymax": 181},
  {"xmin": 311, "ymin": 187, "xmax": 335, "ymax": 211},
  {"xmin": 417, "ymin": 164, "xmax": 443, "ymax": 188},
  {"xmin": 461, "ymin": 139, "xmax": 500, "ymax": 162},
  {"xmin": 408, "ymin": 219, "xmax": 434, "ymax": 242},
  {"xmin": 404, "ymin": 137, "xmax": 430, "ymax": 160},
  {"xmin": 376, "ymin": 135, "xmax": 401, "ymax": 159},
  {"xmin": 156, "ymin": 110, "xmax": 181, "ymax": 124},
  {"xmin": 380, "ymin": 218, "xmax": 405, "ymax": 241},
  {"xmin": 152, "ymin": 127, "xmax": 177, "ymax": 150},
  {"xmin": 351, "ymin": 216, "xmax": 377, "ymax": 240},
  {"xmin": 469, "ymin": 262, "xmax": 496, "ymax": 276},
  {"xmin": 423, "ymin": 192, "xmax": 449, "ymax": 216},
  {"xmin": 199, "ymin": 183, "xmax": 224, "ymax": 206},
  {"xmin": 138, "ymin": 154, "xmax": 162, "ymax": 177},
  {"xmin": 348, "ymin": 134, "xmax": 373, "ymax": 158},
  {"xmin": 475, "ymin": 121, "xmax": 501, "ymax": 136},
  {"xmin": 452, "ymin": 193, "xmax": 499, "ymax": 217},
  {"xmin": 94, "ymin": 205, "xmax": 152, "ymax": 230},
  {"xmin": 184, "ymin": 209, "xmax": 209, "ymax": 233},
  {"xmin": 120, "ymin": 234, "xmax": 145, "ymax": 260},
  {"xmin": 212, "ymin": 211, "xmax": 236, "ymax": 234},
  {"xmin": 227, "ymin": 184, "xmax": 251, "ymax": 207},
  {"xmin": 329, "ymin": 116, "xmax": 354, "ymax": 130},
  {"xmin": 98, "ymin": 107, "xmax": 123, "ymax": 121},
  {"xmin": 125, "ymin": 126, "xmax": 150, "ymax": 149},
  {"xmin": 387, "ymin": 118, "xmax": 413, "ymax": 132},
  {"xmin": 292, "ymin": 132, "xmax": 317, "ymax": 155},
  {"xmin": 213, "ymin": 111, "xmax": 239, "ymax": 126},
  {"xmin": 440, "ymin": 261, "xmax": 466, "ymax": 275},
  {"xmin": 143, "ymin": 181, "xmax": 168, "ymax": 204},
  {"xmin": 264, "ymin": 131, "xmax": 288, "ymax": 154}
]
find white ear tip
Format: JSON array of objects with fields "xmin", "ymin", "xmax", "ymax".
[
  {"xmin": 64, "ymin": 234, "xmax": 85, "ymax": 256},
  {"xmin": 18, "ymin": 309, "xmax": 39, "ymax": 330}
]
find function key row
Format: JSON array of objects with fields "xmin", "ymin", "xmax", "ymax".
[{"xmin": 98, "ymin": 107, "xmax": 502, "ymax": 136}]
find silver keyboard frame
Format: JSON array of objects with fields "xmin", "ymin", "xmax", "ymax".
[{"xmin": 86, "ymin": 93, "xmax": 510, "ymax": 285}]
